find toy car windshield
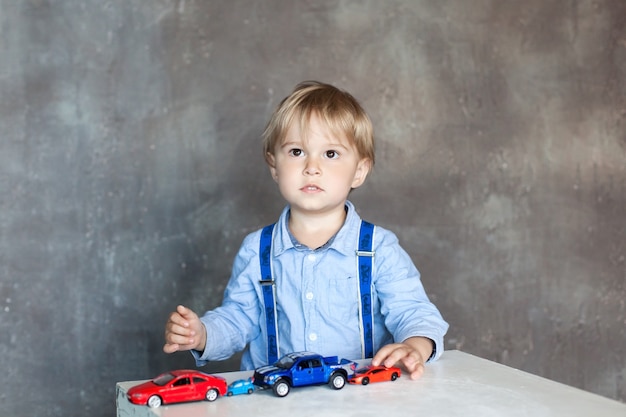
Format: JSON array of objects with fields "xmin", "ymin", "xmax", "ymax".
[
  {"xmin": 152, "ymin": 373, "xmax": 176, "ymax": 386},
  {"xmin": 275, "ymin": 356, "xmax": 296, "ymax": 369}
]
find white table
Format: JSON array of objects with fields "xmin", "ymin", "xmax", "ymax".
[{"xmin": 116, "ymin": 350, "xmax": 626, "ymax": 417}]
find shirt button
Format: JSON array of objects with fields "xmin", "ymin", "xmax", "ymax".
[
  {"xmin": 305, "ymin": 292, "xmax": 314, "ymax": 300},
  {"xmin": 307, "ymin": 254, "xmax": 316, "ymax": 262},
  {"xmin": 309, "ymin": 333, "xmax": 318, "ymax": 341}
]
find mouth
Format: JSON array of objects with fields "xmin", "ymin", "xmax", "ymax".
[{"xmin": 301, "ymin": 184, "xmax": 322, "ymax": 192}]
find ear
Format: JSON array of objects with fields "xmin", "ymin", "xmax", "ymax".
[
  {"xmin": 351, "ymin": 158, "xmax": 371, "ymax": 189},
  {"xmin": 266, "ymin": 152, "xmax": 278, "ymax": 182}
]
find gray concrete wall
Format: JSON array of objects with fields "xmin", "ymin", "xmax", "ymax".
[{"xmin": 1, "ymin": 1, "xmax": 624, "ymax": 416}]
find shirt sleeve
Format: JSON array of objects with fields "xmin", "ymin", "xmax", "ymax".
[
  {"xmin": 373, "ymin": 227, "xmax": 449, "ymax": 362},
  {"xmin": 191, "ymin": 231, "xmax": 263, "ymax": 366}
]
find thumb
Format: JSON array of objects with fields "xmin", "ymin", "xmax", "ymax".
[{"xmin": 177, "ymin": 305, "xmax": 197, "ymax": 320}]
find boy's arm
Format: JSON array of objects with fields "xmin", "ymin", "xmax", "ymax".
[
  {"xmin": 368, "ymin": 227, "xmax": 448, "ymax": 377},
  {"xmin": 191, "ymin": 230, "xmax": 267, "ymax": 365}
]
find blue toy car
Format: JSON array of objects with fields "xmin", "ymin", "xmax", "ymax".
[
  {"xmin": 227, "ymin": 378, "xmax": 256, "ymax": 396},
  {"xmin": 253, "ymin": 351, "xmax": 356, "ymax": 397}
]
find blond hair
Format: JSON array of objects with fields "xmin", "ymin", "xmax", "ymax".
[{"xmin": 262, "ymin": 81, "xmax": 375, "ymax": 169}]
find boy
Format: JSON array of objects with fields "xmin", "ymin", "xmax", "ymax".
[{"xmin": 164, "ymin": 81, "xmax": 448, "ymax": 379}]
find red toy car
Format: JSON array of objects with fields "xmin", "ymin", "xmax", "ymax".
[
  {"xmin": 348, "ymin": 365, "xmax": 401, "ymax": 385},
  {"xmin": 127, "ymin": 370, "xmax": 227, "ymax": 408}
]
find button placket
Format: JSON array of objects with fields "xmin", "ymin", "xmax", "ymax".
[{"xmin": 302, "ymin": 250, "xmax": 319, "ymax": 350}]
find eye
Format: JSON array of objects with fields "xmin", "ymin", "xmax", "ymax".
[
  {"xmin": 288, "ymin": 148, "xmax": 303, "ymax": 157},
  {"xmin": 325, "ymin": 150, "xmax": 339, "ymax": 159}
]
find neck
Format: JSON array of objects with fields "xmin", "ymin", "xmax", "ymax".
[{"xmin": 288, "ymin": 205, "xmax": 347, "ymax": 249}]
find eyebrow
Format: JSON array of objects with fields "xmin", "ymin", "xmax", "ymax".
[{"xmin": 280, "ymin": 139, "xmax": 350, "ymax": 150}]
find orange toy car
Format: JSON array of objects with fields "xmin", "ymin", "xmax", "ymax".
[{"xmin": 348, "ymin": 365, "xmax": 401, "ymax": 385}]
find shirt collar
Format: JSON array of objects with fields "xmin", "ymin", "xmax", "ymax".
[{"xmin": 273, "ymin": 200, "xmax": 362, "ymax": 257}]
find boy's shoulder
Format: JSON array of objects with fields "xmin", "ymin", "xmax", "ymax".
[
  {"xmin": 235, "ymin": 226, "xmax": 269, "ymax": 256},
  {"xmin": 365, "ymin": 221, "xmax": 399, "ymax": 245}
]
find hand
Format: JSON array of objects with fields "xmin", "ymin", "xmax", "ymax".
[
  {"xmin": 371, "ymin": 336, "xmax": 434, "ymax": 380},
  {"xmin": 163, "ymin": 305, "xmax": 206, "ymax": 354}
]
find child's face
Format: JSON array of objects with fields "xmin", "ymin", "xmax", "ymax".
[{"xmin": 267, "ymin": 113, "xmax": 370, "ymax": 216}]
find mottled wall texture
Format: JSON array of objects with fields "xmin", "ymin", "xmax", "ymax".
[{"xmin": 1, "ymin": 1, "xmax": 624, "ymax": 416}]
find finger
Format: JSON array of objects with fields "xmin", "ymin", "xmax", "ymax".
[
  {"xmin": 164, "ymin": 332, "xmax": 196, "ymax": 348},
  {"xmin": 177, "ymin": 305, "xmax": 198, "ymax": 321},
  {"xmin": 400, "ymin": 349, "xmax": 421, "ymax": 367},
  {"xmin": 399, "ymin": 349, "xmax": 426, "ymax": 379},
  {"xmin": 373, "ymin": 344, "xmax": 408, "ymax": 368},
  {"xmin": 163, "ymin": 340, "xmax": 196, "ymax": 354},
  {"xmin": 166, "ymin": 322, "xmax": 196, "ymax": 338},
  {"xmin": 407, "ymin": 361, "xmax": 425, "ymax": 380},
  {"xmin": 163, "ymin": 343, "xmax": 180, "ymax": 354},
  {"xmin": 371, "ymin": 344, "xmax": 397, "ymax": 366},
  {"xmin": 167, "ymin": 312, "xmax": 190, "ymax": 329},
  {"xmin": 384, "ymin": 345, "xmax": 413, "ymax": 368}
]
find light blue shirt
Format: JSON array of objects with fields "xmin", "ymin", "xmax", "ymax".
[{"xmin": 194, "ymin": 201, "xmax": 449, "ymax": 370}]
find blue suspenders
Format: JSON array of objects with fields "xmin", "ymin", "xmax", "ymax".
[
  {"xmin": 259, "ymin": 220, "xmax": 376, "ymax": 364},
  {"xmin": 356, "ymin": 220, "xmax": 375, "ymax": 359},
  {"xmin": 259, "ymin": 224, "xmax": 279, "ymax": 364}
]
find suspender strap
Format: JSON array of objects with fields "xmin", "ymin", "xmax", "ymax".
[
  {"xmin": 356, "ymin": 220, "xmax": 376, "ymax": 358},
  {"xmin": 259, "ymin": 223, "xmax": 279, "ymax": 364}
]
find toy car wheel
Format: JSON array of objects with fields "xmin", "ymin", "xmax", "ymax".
[
  {"xmin": 147, "ymin": 395, "xmax": 162, "ymax": 408},
  {"xmin": 329, "ymin": 372, "xmax": 347, "ymax": 390},
  {"xmin": 273, "ymin": 379, "xmax": 290, "ymax": 397},
  {"xmin": 227, "ymin": 391, "xmax": 234, "ymax": 397},
  {"xmin": 391, "ymin": 373, "xmax": 398, "ymax": 381},
  {"xmin": 205, "ymin": 388, "xmax": 219, "ymax": 402},
  {"xmin": 247, "ymin": 388, "xmax": 254, "ymax": 394},
  {"xmin": 361, "ymin": 377, "xmax": 370, "ymax": 385}
]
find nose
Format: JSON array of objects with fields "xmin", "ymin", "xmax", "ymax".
[{"xmin": 303, "ymin": 156, "xmax": 321, "ymax": 176}]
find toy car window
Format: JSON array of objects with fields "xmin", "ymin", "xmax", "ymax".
[
  {"xmin": 173, "ymin": 377, "xmax": 191, "ymax": 386},
  {"xmin": 192, "ymin": 377, "xmax": 204, "ymax": 384},
  {"xmin": 310, "ymin": 359, "xmax": 322, "ymax": 368}
]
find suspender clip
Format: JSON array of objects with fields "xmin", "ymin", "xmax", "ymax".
[{"xmin": 355, "ymin": 250, "xmax": 375, "ymax": 257}]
